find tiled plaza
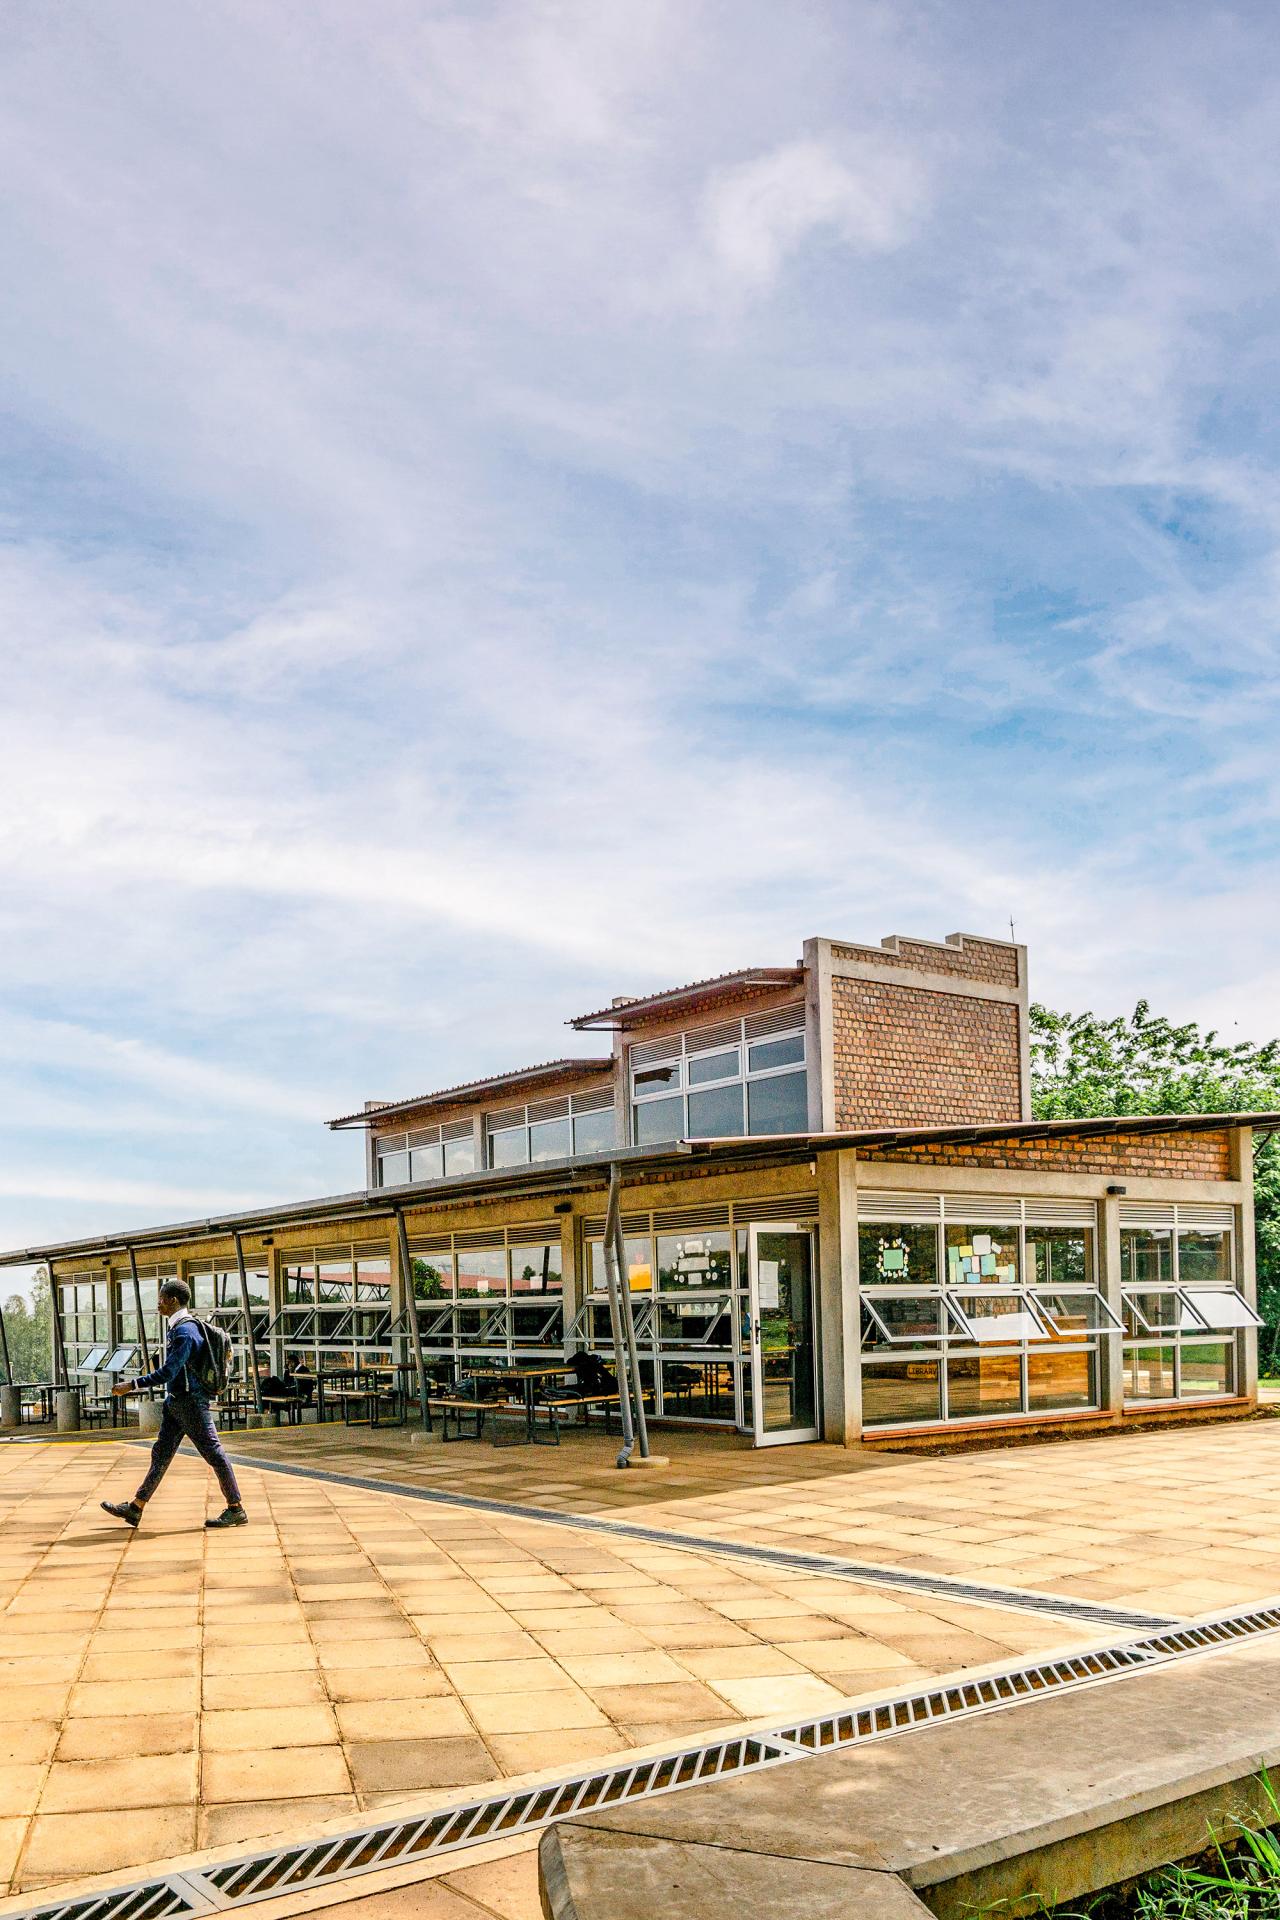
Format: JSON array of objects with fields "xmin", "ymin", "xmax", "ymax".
[{"xmin": 1, "ymin": 1414, "xmax": 1278, "ymax": 1914}]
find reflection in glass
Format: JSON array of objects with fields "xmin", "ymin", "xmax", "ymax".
[
  {"xmin": 657, "ymin": 1232, "xmax": 731, "ymax": 1291},
  {"xmin": 589, "ymin": 1237, "xmax": 653, "ymax": 1293},
  {"xmin": 687, "ymin": 1082, "xmax": 745, "ymax": 1137},
  {"xmin": 443, "ymin": 1134, "xmax": 477, "ymax": 1176},
  {"xmin": 747, "ymin": 1069, "xmax": 808, "ymax": 1135},
  {"xmin": 1177, "ymin": 1230, "xmax": 1231, "ymax": 1287},
  {"xmin": 529, "ymin": 1117, "xmax": 572, "ymax": 1162},
  {"xmin": 1180, "ymin": 1341, "xmax": 1231, "ymax": 1397},
  {"xmin": 1120, "ymin": 1229, "xmax": 1173, "ymax": 1286},
  {"xmin": 572, "ymin": 1107, "xmax": 615, "ymax": 1155},
  {"xmin": 456, "ymin": 1248, "xmax": 507, "ymax": 1296},
  {"xmin": 1124, "ymin": 1343, "xmax": 1176, "ymax": 1400},
  {"xmin": 1026, "ymin": 1226, "xmax": 1090, "ymax": 1287},
  {"xmin": 1028, "ymin": 1348, "xmax": 1095, "ymax": 1409},
  {"xmin": 509, "ymin": 1244, "xmax": 562, "ymax": 1294},
  {"xmin": 862, "ymin": 1360, "xmax": 940, "ymax": 1426},
  {"xmin": 633, "ymin": 1094, "xmax": 684, "ymax": 1144},
  {"xmin": 687, "ymin": 1048, "xmax": 739, "ymax": 1086},
  {"xmin": 947, "ymin": 1353, "xmax": 1021, "ymax": 1418}
]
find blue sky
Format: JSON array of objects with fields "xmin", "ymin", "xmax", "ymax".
[{"xmin": 3, "ymin": 1, "xmax": 1280, "ymax": 1296}]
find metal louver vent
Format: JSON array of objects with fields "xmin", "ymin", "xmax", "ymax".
[
  {"xmin": 1023, "ymin": 1199, "xmax": 1098, "ymax": 1226},
  {"xmin": 651, "ymin": 1204, "xmax": 732, "ymax": 1231},
  {"xmin": 440, "ymin": 1119, "xmax": 474, "ymax": 1141},
  {"xmin": 527, "ymin": 1097, "xmax": 570, "ymax": 1124},
  {"xmin": 1176, "ymin": 1204, "xmax": 1235, "ymax": 1228},
  {"xmin": 407, "ymin": 1234, "xmax": 451, "ymax": 1255},
  {"xmin": 583, "ymin": 1212, "xmax": 649, "ymax": 1238},
  {"xmin": 684, "ymin": 1019, "xmax": 741, "ymax": 1055},
  {"xmin": 507, "ymin": 1222, "xmax": 560, "ymax": 1245},
  {"xmin": 571, "ymin": 1087, "xmax": 615, "ymax": 1114},
  {"xmin": 731, "ymin": 1195, "xmax": 817, "ymax": 1225},
  {"xmin": 744, "ymin": 1002, "xmax": 806, "ymax": 1040},
  {"xmin": 1120, "ymin": 1202, "xmax": 1176, "ymax": 1228},
  {"xmin": 857, "ymin": 1190, "xmax": 941, "ymax": 1222},
  {"xmin": 485, "ymin": 1106, "xmax": 526, "ymax": 1133},
  {"xmin": 629, "ymin": 1037, "xmax": 681, "ymax": 1069},
  {"xmin": 406, "ymin": 1126, "xmax": 441, "ymax": 1149},
  {"xmin": 942, "ymin": 1195, "xmax": 1021, "ymax": 1224},
  {"xmin": 452, "ymin": 1228, "xmax": 506, "ymax": 1250}
]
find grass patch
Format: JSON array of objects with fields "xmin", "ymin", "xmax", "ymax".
[{"xmin": 1055, "ymin": 1778, "xmax": 1280, "ymax": 1920}]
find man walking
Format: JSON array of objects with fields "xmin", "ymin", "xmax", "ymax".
[{"xmin": 101, "ymin": 1279, "xmax": 247, "ymax": 1530}]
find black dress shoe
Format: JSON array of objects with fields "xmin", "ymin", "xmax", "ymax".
[
  {"xmin": 101, "ymin": 1500, "xmax": 142, "ymax": 1528},
  {"xmin": 205, "ymin": 1506, "xmax": 249, "ymax": 1529}
]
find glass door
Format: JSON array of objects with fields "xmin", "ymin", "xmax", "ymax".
[{"xmin": 747, "ymin": 1225, "xmax": 819, "ymax": 1445}]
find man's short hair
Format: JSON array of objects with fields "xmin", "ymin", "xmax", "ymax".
[{"xmin": 159, "ymin": 1279, "xmax": 192, "ymax": 1308}]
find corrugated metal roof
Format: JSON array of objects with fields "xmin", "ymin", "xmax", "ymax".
[
  {"xmin": 570, "ymin": 967, "xmax": 805, "ymax": 1030},
  {"xmin": 327, "ymin": 1057, "xmax": 615, "ymax": 1129},
  {"xmin": 4, "ymin": 1112, "xmax": 1274, "ymax": 1270}
]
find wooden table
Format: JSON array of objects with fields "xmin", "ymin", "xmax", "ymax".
[{"xmin": 466, "ymin": 1363, "xmax": 579, "ymax": 1444}]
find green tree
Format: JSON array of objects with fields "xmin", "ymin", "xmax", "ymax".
[
  {"xmin": 1, "ymin": 1266, "xmax": 53, "ymax": 1384},
  {"xmin": 1029, "ymin": 1002, "xmax": 1280, "ymax": 1371},
  {"xmin": 412, "ymin": 1258, "xmax": 445, "ymax": 1300}
]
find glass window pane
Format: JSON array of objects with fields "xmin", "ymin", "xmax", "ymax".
[
  {"xmin": 859, "ymin": 1223, "xmax": 939, "ymax": 1286},
  {"xmin": 861, "ymin": 1295, "xmax": 944, "ymax": 1348},
  {"xmin": 377, "ymin": 1150, "xmax": 410, "ymax": 1186},
  {"xmin": 509, "ymin": 1243, "xmax": 562, "ymax": 1294},
  {"xmin": 589, "ymin": 1236, "xmax": 653, "ymax": 1293},
  {"xmin": 456, "ymin": 1248, "xmax": 507, "ymax": 1295},
  {"xmin": 1179, "ymin": 1341, "xmax": 1232, "ymax": 1397},
  {"xmin": 283, "ymin": 1261, "xmax": 315, "ymax": 1305},
  {"xmin": 1033, "ymin": 1290, "xmax": 1119, "ymax": 1337},
  {"xmin": 1124, "ymin": 1343, "xmax": 1176, "ymax": 1400},
  {"xmin": 1026, "ymin": 1226, "xmax": 1091, "ymax": 1288},
  {"xmin": 657, "ymin": 1232, "xmax": 732, "ymax": 1292},
  {"xmin": 746, "ymin": 1069, "xmax": 808, "ymax": 1135},
  {"xmin": 1028, "ymin": 1348, "xmax": 1095, "ymax": 1410},
  {"xmin": 657, "ymin": 1299, "xmax": 732, "ymax": 1349},
  {"xmin": 316, "ymin": 1257, "xmax": 352, "ymax": 1302},
  {"xmin": 945, "ymin": 1225, "xmax": 1018, "ymax": 1286},
  {"xmin": 659, "ymin": 1360, "xmax": 736, "ymax": 1421},
  {"xmin": 687, "ymin": 1082, "xmax": 744, "ymax": 1138},
  {"xmin": 1120, "ymin": 1229, "xmax": 1173, "ymax": 1286},
  {"xmin": 1123, "ymin": 1289, "xmax": 1181, "ymax": 1335},
  {"xmin": 633, "ymin": 1094, "xmax": 684, "ymax": 1144},
  {"xmin": 1177, "ymin": 1229, "xmax": 1231, "ymax": 1287},
  {"xmin": 411, "ymin": 1253, "xmax": 453, "ymax": 1299},
  {"xmin": 409, "ymin": 1143, "xmax": 443, "ymax": 1182},
  {"xmin": 572, "ymin": 1106, "xmax": 615, "ymax": 1155},
  {"xmin": 862, "ymin": 1359, "xmax": 940, "ymax": 1426},
  {"xmin": 488, "ymin": 1126, "xmax": 528, "ymax": 1168},
  {"xmin": 633, "ymin": 1061, "xmax": 681, "ymax": 1095},
  {"xmin": 749, "ymin": 1033, "xmax": 804, "ymax": 1073},
  {"xmin": 947, "ymin": 1353, "xmax": 1022, "ymax": 1418},
  {"xmin": 949, "ymin": 1293, "xmax": 1044, "ymax": 1342},
  {"xmin": 528, "ymin": 1117, "xmax": 572, "ymax": 1162},
  {"xmin": 1183, "ymin": 1288, "xmax": 1259, "ymax": 1330},
  {"xmin": 687, "ymin": 1048, "xmax": 740, "ymax": 1086},
  {"xmin": 443, "ymin": 1134, "xmax": 476, "ymax": 1176}
]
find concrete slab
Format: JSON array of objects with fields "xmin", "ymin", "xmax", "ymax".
[{"xmin": 542, "ymin": 1638, "xmax": 1280, "ymax": 1920}]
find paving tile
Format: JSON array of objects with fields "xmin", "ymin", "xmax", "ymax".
[
  {"xmin": 0, "ymin": 1820, "xmax": 25, "ymax": 1886},
  {"xmin": 202, "ymin": 1669, "xmax": 330, "ymax": 1710},
  {"xmin": 484, "ymin": 1729, "xmax": 628, "ymax": 1775},
  {"xmin": 0, "ymin": 1767, "xmax": 45, "ymax": 1820},
  {"xmin": 335, "ymin": 1698, "xmax": 475, "ymax": 1743},
  {"xmin": 198, "ymin": 1794, "xmax": 361, "ymax": 1849},
  {"xmin": 201, "ymin": 1745, "xmax": 353, "ymax": 1804},
  {"xmin": 346, "ymin": 1738, "xmax": 498, "ymax": 1795},
  {"xmin": 443, "ymin": 1659, "xmax": 576, "ymax": 1697},
  {"xmin": 17, "ymin": 1808, "xmax": 197, "ymax": 1891},
  {"xmin": 56, "ymin": 1714, "xmax": 197, "ymax": 1761},
  {"xmin": 324, "ymin": 1667, "xmax": 454, "ymax": 1704},
  {"xmin": 443, "ymin": 1846, "xmax": 545, "ymax": 1919},
  {"xmin": 40, "ymin": 1752, "xmax": 198, "ymax": 1815},
  {"xmin": 202, "ymin": 1706, "xmax": 340, "ymax": 1752},
  {"xmin": 465, "ymin": 1691, "xmax": 610, "ymax": 1735},
  {"xmin": 557, "ymin": 1651, "xmax": 689, "ymax": 1688},
  {"xmin": 66, "ymin": 1677, "xmax": 200, "ymax": 1718}
]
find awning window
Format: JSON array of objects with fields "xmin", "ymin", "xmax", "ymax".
[
  {"xmin": 1031, "ymin": 1289, "xmax": 1123, "ymax": 1338},
  {"xmin": 946, "ymin": 1290, "xmax": 1049, "ymax": 1344},
  {"xmin": 1181, "ymin": 1288, "xmax": 1263, "ymax": 1331}
]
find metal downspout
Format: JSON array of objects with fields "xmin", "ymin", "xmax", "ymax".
[
  {"xmin": 232, "ymin": 1231, "xmax": 264, "ymax": 1414},
  {"xmin": 48, "ymin": 1261, "xmax": 69, "ymax": 1387},
  {"xmin": 601, "ymin": 1164, "xmax": 639, "ymax": 1466},
  {"xmin": 394, "ymin": 1207, "xmax": 432, "ymax": 1432},
  {"xmin": 127, "ymin": 1245, "xmax": 153, "ymax": 1374},
  {"xmin": 612, "ymin": 1190, "xmax": 650, "ymax": 1460},
  {"xmin": 0, "ymin": 1296, "xmax": 12, "ymax": 1385}
]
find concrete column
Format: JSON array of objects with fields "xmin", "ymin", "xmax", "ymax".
[
  {"xmin": 817, "ymin": 1149, "xmax": 860, "ymax": 1446},
  {"xmin": 0, "ymin": 1386, "xmax": 20, "ymax": 1428},
  {"xmin": 1099, "ymin": 1192, "xmax": 1125, "ymax": 1416},
  {"xmin": 137, "ymin": 1399, "xmax": 164, "ymax": 1433},
  {"xmin": 56, "ymin": 1389, "xmax": 81, "ymax": 1432},
  {"xmin": 1233, "ymin": 1127, "xmax": 1259, "ymax": 1404}
]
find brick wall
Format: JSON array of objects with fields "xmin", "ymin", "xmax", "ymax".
[
  {"xmin": 832, "ymin": 977, "xmax": 1022, "ymax": 1127},
  {"xmin": 862, "ymin": 1127, "xmax": 1231, "ymax": 1179},
  {"xmin": 831, "ymin": 934, "xmax": 1020, "ymax": 988}
]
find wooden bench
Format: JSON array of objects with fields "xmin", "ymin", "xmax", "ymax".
[
  {"xmin": 260, "ymin": 1392, "xmax": 303, "ymax": 1426},
  {"xmin": 332, "ymin": 1384, "xmax": 406, "ymax": 1430},
  {"xmin": 430, "ymin": 1393, "xmax": 489, "ymax": 1442},
  {"xmin": 526, "ymin": 1391, "xmax": 627, "ymax": 1445}
]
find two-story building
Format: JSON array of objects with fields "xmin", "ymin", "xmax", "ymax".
[{"xmin": 4, "ymin": 928, "xmax": 1271, "ymax": 1448}]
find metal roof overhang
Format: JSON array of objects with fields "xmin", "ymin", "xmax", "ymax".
[
  {"xmin": 4, "ymin": 1110, "xmax": 1274, "ymax": 1270},
  {"xmin": 327, "ymin": 1057, "xmax": 615, "ymax": 1130},
  {"xmin": 570, "ymin": 968, "xmax": 805, "ymax": 1030}
]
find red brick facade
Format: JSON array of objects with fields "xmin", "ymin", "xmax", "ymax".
[
  {"xmin": 832, "ymin": 977, "xmax": 1022, "ymax": 1128},
  {"xmin": 831, "ymin": 934, "xmax": 1020, "ymax": 988},
  {"xmin": 862, "ymin": 1127, "xmax": 1232, "ymax": 1179}
]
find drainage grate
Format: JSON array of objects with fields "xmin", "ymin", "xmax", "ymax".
[
  {"xmin": 12, "ymin": 1598, "xmax": 1280, "ymax": 1920},
  {"xmin": 217, "ymin": 1449, "xmax": 1174, "ymax": 1632}
]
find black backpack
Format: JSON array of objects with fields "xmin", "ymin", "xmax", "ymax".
[{"xmin": 187, "ymin": 1317, "xmax": 233, "ymax": 1395}]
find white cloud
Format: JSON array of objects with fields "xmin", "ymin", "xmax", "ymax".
[{"xmin": 703, "ymin": 136, "xmax": 927, "ymax": 288}]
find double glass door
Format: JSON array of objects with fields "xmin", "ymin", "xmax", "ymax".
[{"xmin": 744, "ymin": 1225, "xmax": 819, "ymax": 1445}]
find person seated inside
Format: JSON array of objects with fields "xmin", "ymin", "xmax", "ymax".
[{"xmin": 566, "ymin": 1348, "xmax": 616, "ymax": 1395}]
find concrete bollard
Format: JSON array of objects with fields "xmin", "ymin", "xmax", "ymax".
[
  {"xmin": 137, "ymin": 1399, "xmax": 165, "ymax": 1433},
  {"xmin": 56, "ymin": 1389, "xmax": 81, "ymax": 1433},
  {"xmin": 0, "ymin": 1385, "xmax": 20, "ymax": 1428}
]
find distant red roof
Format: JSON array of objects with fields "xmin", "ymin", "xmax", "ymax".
[
  {"xmin": 570, "ymin": 967, "xmax": 804, "ymax": 1031},
  {"xmin": 327, "ymin": 1057, "xmax": 614, "ymax": 1130}
]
